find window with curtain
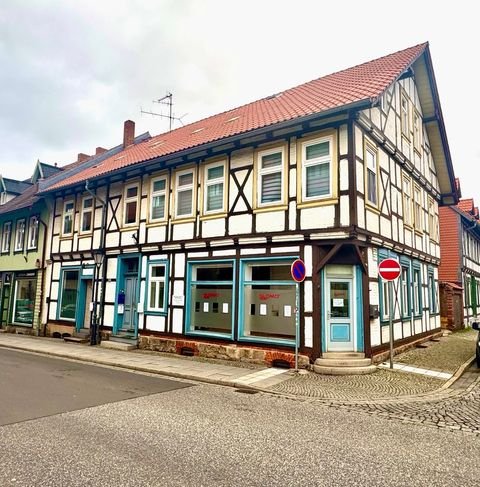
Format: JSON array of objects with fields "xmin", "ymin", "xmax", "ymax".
[
  {"xmin": 176, "ymin": 169, "xmax": 195, "ymax": 217},
  {"xmin": 150, "ymin": 176, "xmax": 167, "ymax": 221},
  {"xmin": 2, "ymin": 221, "xmax": 11, "ymax": 253},
  {"xmin": 258, "ymin": 149, "xmax": 283, "ymax": 205},
  {"xmin": 123, "ymin": 184, "xmax": 139, "ymax": 225},
  {"xmin": 365, "ymin": 146, "xmax": 377, "ymax": 205},
  {"xmin": 302, "ymin": 137, "xmax": 331, "ymax": 200},
  {"xmin": 81, "ymin": 197, "xmax": 93, "ymax": 233},
  {"xmin": 15, "ymin": 219, "xmax": 25, "ymax": 251},
  {"xmin": 204, "ymin": 163, "xmax": 225, "ymax": 213},
  {"xmin": 27, "ymin": 216, "xmax": 38, "ymax": 249},
  {"xmin": 63, "ymin": 201, "xmax": 74, "ymax": 235}
]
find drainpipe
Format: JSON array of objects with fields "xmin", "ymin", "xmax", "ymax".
[{"xmin": 85, "ymin": 180, "xmax": 107, "ymax": 345}]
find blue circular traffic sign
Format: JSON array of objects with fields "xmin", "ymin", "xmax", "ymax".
[{"xmin": 291, "ymin": 259, "xmax": 306, "ymax": 283}]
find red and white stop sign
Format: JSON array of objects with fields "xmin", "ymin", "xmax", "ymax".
[{"xmin": 378, "ymin": 258, "xmax": 401, "ymax": 281}]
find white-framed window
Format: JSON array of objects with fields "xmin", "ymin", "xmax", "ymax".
[
  {"xmin": 413, "ymin": 110, "xmax": 422, "ymax": 151},
  {"xmin": 150, "ymin": 175, "xmax": 168, "ymax": 222},
  {"xmin": 401, "ymin": 264, "xmax": 410, "ymax": 318},
  {"xmin": 123, "ymin": 183, "xmax": 139, "ymax": 226},
  {"xmin": 403, "ymin": 177, "xmax": 412, "ymax": 226},
  {"xmin": 413, "ymin": 267, "xmax": 422, "ymax": 315},
  {"xmin": 428, "ymin": 197, "xmax": 438, "ymax": 241},
  {"xmin": 175, "ymin": 168, "xmax": 195, "ymax": 218},
  {"xmin": 62, "ymin": 200, "xmax": 74, "ymax": 236},
  {"xmin": 80, "ymin": 197, "xmax": 94, "ymax": 233},
  {"xmin": 414, "ymin": 185, "xmax": 422, "ymax": 231},
  {"xmin": 15, "ymin": 219, "xmax": 26, "ymax": 251},
  {"xmin": 257, "ymin": 147, "xmax": 284, "ymax": 206},
  {"xmin": 147, "ymin": 262, "xmax": 167, "ymax": 313},
  {"xmin": 27, "ymin": 216, "xmax": 39, "ymax": 249},
  {"xmin": 1, "ymin": 221, "xmax": 11, "ymax": 253},
  {"xmin": 365, "ymin": 145, "xmax": 378, "ymax": 206},
  {"xmin": 381, "ymin": 279, "xmax": 391, "ymax": 321},
  {"xmin": 204, "ymin": 161, "xmax": 226, "ymax": 214},
  {"xmin": 301, "ymin": 137, "xmax": 332, "ymax": 200},
  {"xmin": 401, "ymin": 93, "xmax": 409, "ymax": 136}
]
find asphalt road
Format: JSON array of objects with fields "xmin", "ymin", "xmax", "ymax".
[
  {"xmin": 1, "ymin": 350, "xmax": 480, "ymax": 487},
  {"xmin": 0, "ymin": 348, "xmax": 191, "ymax": 425}
]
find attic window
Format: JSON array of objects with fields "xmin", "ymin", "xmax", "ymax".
[
  {"xmin": 191, "ymin": 127, "xmax": 205, "ymax": 134},
  {"xmin": 225, "ymin": 116, "xmax": 240, "ymax": 123}
]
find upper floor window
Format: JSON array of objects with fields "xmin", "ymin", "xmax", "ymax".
[
  {"xmin": 414, "ymin": 185, "xmax": 422, "ymax": 231},
  {"xmin": 257, "ymin": 147, "xmax": 284, "ymax": 206},
  {"xmin": 27, "ymin": 216, "xmax": 39, "ymax": 249},
  {"xmin": 80, "ymin": 197, "xmax": 93, "ymax": 233},
  {"xmin": 123, "ymin": 183, "xmax": 139, "ymax": 226},
  {"xmin": 1, "ymin": 221, "xmax": 11, "ymax": 253},
  {"xmin": 15, "ymin": 219, "xmax": 26, "ymax": 251},
  {"xmin": 147, "ymin": 262, "xmax": 167, "ymax": 313},
  {"xmin": 403, "ymin": 177, "xmax": 412, "ymax": 226},
  {"xmin": 204, "ymin": 162, "xmax": 226, "ymax": 214},
  {"xmin": 413, "ymin": 266, "xmax": 422, "ymax": 315},
  {"xmin": 401, "ymin": 94, "xmax": 409, "ymax": 136},
  {"xmin": 301, "ymin": 137, "xmax": 332, "ymax": 200},
  {"xmin": 428, "ymin": 197, "xmax": 438, "ymax": 241},
  {"xmin": 413, "ymin": 110, "xmax": 422, "ymax": 151},
  {"xmin": 62, "ymin": 200, "xmax": 74, "ymax": 236},
  {"xmin": 150, "ymin": 175, "xmax": 168, "ymax": 222},
  {"xmin": 175, "ymin": 168, "xmax": 195, "ymax": 218},
  {"xmin": 365, "ymin": 144, "xmax": 378, "ymax": 206}
]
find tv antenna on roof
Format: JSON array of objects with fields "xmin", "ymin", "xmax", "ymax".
[{"xmin": 140, "ymin": 92, "xmax": 187, "ymax": 132}]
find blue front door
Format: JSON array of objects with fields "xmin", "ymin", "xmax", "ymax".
[{"xmin": 326, "ymin": 277, "xmax": 355, "ymax": 351}]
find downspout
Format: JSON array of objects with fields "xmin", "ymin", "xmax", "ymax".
[{"xmin": 85, "ymin": 180, "xmax": 107, "ymax": 343}]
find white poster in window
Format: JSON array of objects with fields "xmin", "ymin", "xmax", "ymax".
[
  {"xmin": 203, "ymin": 302, "xmax": 209, "ymax": 312},
  {"xmin": 222, "ymin": 302, "xmax": 229, "ymax": 314},
  {"xmin": 259, "ymin": 303, "xmax": 267, "ymax": 316},
  {"xmin": 333, "ymin": 299, "xmax": 344, "ymax": 307},
  {"xmin": 284, "ymin": 305, "xmax": 292, "ymax": 317}
]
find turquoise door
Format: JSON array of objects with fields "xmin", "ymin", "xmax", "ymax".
[
  {"xmin": 325, "ymin": 277, "xmax": 355, "ymax": 351},
  {"xmin": 121, "ymin": 276, "xmax": 137, "ymax": 332}
]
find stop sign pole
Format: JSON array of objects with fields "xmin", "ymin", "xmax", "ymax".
[{"xmin": 378, "ymin": 258, "xmax": 401, "ymax": 369}]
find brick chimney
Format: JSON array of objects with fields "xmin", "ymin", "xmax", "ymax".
[
  {"xmin": 123, "ymin": 120, "xmax": 135, "ymax": 148},
  {"xmin": 77, "ymin": 153, "xmax": 90, "ymax": 163},
  {"xmin": 95, "ymin": 147, "xmax": 107, "ymax": 155}
]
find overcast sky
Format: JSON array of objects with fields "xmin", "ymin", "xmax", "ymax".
[{"xmin": 0, "ymin": 0, "xmax": 478, "ymax": 200}]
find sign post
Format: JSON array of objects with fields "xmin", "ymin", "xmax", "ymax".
[
  {"xmin": 291, "ymin": 259, "xmax": 306, "ymax": 372},
  {"xmin": 378, "ymin": 258, "xmax": 401, "ymax": 369}
]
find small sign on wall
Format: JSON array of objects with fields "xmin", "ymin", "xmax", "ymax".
[{"xmin": 172, "ymin": 295, "xmax": 185, "ymax": 306}]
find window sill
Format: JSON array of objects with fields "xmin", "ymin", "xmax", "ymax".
[
  {"xmin": 297, "ymin": 198, "xmax": 338, "ymax": 210},
  {"xmin": 365, "ymin": 204, "xmax": 380, "ymax": 215},
  {"xmin": 145, "ymin": 311, "xmax": 168, "ymax": 317},
  {"xmin": 253, "ymin": 204, "xmax": 288, "ymax": 214},
  {"xmin": 146, "ymin": 220, "xmax": 168, "ymax": 228},
  {"xmin": 120, "ymin": 225, "xmax": 140, "ymax": 232},
  {"xmin": 171, "ymin": 217, "xmax": 196, "ymax": 224},
  {"xmin": 200, "ymin": 212, "xmax": 228, "ymax": 221},
  {"xmin": 186, "ymin": 330, "xmax": 233, "ymax": 340},
  {"xmin": 238, "ymin": 336, "xmax": 295, "ymax": 347}
]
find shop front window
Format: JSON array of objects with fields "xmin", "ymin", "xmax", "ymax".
[
  {"xmin": 12, "ymin": 278, "xmax": 36, "ymax": 325},
  {"xmin": 187, "ymin": 262, "xmax": 234, "ymax": 337},
  {"xmin": 59, "ymin": 269, "xmax": 79, "ymax": 320},
  {"xmin": 240, "ymin": 260, "xmax": 296, "ymax": 343}
]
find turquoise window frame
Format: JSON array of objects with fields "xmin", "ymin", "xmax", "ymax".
[
  {"xmin": 378, "ymin": 249, "xmax": 399, "ymax": 325},
  {"xmin": 57, "ymin": 266, "xmax": 81, "ymax": 322},
  {"xmin": 427, "ymin": 267, "xmax": 438, "ymax": 315},
  {"xmin": 185, "ymin": 259, "xmax": 236, "ymax": 339},
  {"xmin": 238, "ymin": 256, "xmax": 297, "ymax": 346},
  {"xmin": 400, "ymin": 256, "xmax": 411, "ymax": 319},
  {"xmin": 145, "ymin": 259, "xmax": 169, "ymax": 316},
  {"xmin": 412, "ymin": 261, "xmax": 423, "ymax": 317}
]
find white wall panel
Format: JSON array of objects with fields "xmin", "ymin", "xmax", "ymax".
[
  {"xmin": 228, "ymin": 214, "xmax": 252, "ymax": 235},
  {"xmin": 339, "ymin": 159, "xmax": 349, "ymax": 191},
  {"xmin": 256, "ymin": 211, "xmax": 285, "ymax": 233},
  {"xmin": 174, "ymin": 254, "xmax": 185, "ymax": 278},
  {"xmin": 365, "ymin": 209, "xmax": 380, "ymax": 234},
  {"xmin": 146, "ymin": 315, "xmax": 166, "ymax": 332},
  {"xmin": 304, "ymin": 316, "xmax": 313, "ymax": 348},
  {"xmin": 172, "ymin": 222, "xmax": 194, "ymax": 241},
  {"xmin": 202, "ymin": 218, "xmax": 226, "ymax": 238},
  {"xmin": 304, "ymin": 281, "xmax": 313, "ymax": 312},
  {"xmin": 148, "ymin": 225, "xmax": 167, "ymax": 244},
  {"xmin": 105, "ymin": 232, "xmax": 120, "ymax": 248},
  {"xmin": 339, "ymin": 124, "xmax": 348, "ymax": 156},
  {"xmin": 340, "ymin": 195, "xmax": 350, "ymax": 227},
  {"xmin": 172, "ymin": 308, "xmax": 183, "ymax": 333},
  {"xmin": 103, "ymin": 304, "xmax": 115, "ymax": 327},
  {"xmin": 300, "ymin": 205, "xmax": 335, "ymax": 230}
]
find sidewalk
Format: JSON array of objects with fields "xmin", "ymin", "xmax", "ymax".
[{"xmin": 0, "ymin": 329, "xmax": 476, "ymax": 402}]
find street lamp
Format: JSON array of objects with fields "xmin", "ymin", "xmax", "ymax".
[{"xmin": 90, "ymin": 250, "xmax": 105, "ymax": 346}]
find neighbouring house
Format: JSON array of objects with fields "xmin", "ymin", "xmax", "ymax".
[
  {"xmin": 40, "ymin": 42, "xmax": 458, "ymax": 372},
  {"xmin": 0, "ymin": 175, "xmax": 32, "ymax": 205},
  {"xmin": 439, "ymin": 188, "xmax": 480, "ymax": 328}
]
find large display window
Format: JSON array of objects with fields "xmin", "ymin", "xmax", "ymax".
[
  {"xmin": 12, "ymin": 277, "xmax": 36, "ymax": 326},
  {"xmin": 59, "ymin": 269, "xmax": 80, "ymax": 320}
]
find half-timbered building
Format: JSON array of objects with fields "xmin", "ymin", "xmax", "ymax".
[
  {"xmin": 439, "ymin": 193, "xmax": 480, "ymax": 328},
  {"xmin": 41, "ymin": 43, "xmax": 458, "ymax": 371}
]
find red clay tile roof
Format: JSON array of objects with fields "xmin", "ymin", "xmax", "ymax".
[
  {"xmin": 457, "ymin": 198, "xmax": 474, "ymax": 214},
  {"xmin": 48, "ymin": 43, "xmax": 428, "ymax": 191}
]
